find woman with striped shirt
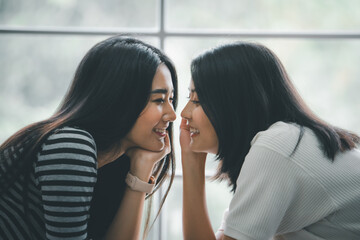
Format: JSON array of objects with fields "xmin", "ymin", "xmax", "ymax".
[
  {"xmin": 180, "ymin": 42, "xmax": 360, "ymax": 240},
  {"xmin": 0, "ymin": 35, "xmax": 178, "ymax": 240}
]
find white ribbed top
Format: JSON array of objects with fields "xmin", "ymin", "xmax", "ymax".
[{"xmin": 224, "ymin": 121, "xmax": 360, "ymax": 240}]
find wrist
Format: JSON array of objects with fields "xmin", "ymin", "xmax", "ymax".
[
  {"xmin": 181, "ymin": 151, "xmax": 207, "ymax": 167},
  {"xmin": 125, "ymin": 172, "xmax": 156, "ymax": 193},
  {"xmin": 130, "ymin": 159, "xmax": 155, "ymax": 182},
  {"xmin": 181, "ymin": 149, "xmax": 207, "ymax": 159}
]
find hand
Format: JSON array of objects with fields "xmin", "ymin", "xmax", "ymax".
[
  {"xmin": 180, "ymin": 118, "xmax": 191, "ymax": 153},
  {"xmin": 126, "ymin": 133, "xmax": 171, "ymax": 182}
]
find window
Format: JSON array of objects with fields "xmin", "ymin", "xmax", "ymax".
[{"xmin": 1, "ymin": 0, "xmax": 359, "ymax": 239}]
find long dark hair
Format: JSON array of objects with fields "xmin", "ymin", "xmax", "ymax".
[
  {"xmin": 191, "ymin": 41, "xmax": 359, "ymax": 192},
  {"xmin": 0, "ymin": 35, "xmax": 177, "ymax": 236}
]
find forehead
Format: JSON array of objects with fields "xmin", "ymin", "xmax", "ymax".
[{"xmin": 151, "ymin": 64, "xmax": 173, "ymax": 90}]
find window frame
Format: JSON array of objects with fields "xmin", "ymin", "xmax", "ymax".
[{"xmin": 1, "ymin": 0, "xmax": 360, "ymax": 239}]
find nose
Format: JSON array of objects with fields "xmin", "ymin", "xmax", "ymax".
[
  {"xmin": 181, "ymin": 101, "xmax": 191, "ymax": 120},
  {"xmin": 163, "ymin": 103, "xmax": 177, "ymax": 122}
]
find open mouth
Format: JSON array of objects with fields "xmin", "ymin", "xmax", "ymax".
[
  {"xmin": 154, "ymin": 128, "xmax": 167, "ymax": 137},
  {"xmin": 190, "ymin": 127, "xmax": 200, "ymax": 137}
]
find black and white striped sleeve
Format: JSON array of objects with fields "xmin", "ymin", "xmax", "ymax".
[{"xmin": 35, "ymin": 127, "xmax": 97, "ymax": 240}]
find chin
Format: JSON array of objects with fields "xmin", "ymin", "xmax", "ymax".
[
  {"xmin": 143, "ymin": 142, "xmax": 165, "ymax": 152},
  {"xmin": 190, "ymin": 145, "xmax": 211, "ymax": 154},
  {"xmin": 190, "ymin": 145, "xmax": 202, "ymax": 153}
]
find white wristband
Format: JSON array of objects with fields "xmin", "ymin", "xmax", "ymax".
[{"xmin": 125, "ymin": 172, "xmax": 155, "ymax": 193}]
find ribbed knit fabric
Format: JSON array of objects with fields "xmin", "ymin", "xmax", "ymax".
[
  {"xmin": 0, "ymin": 127, "xmax": 97, "ymax": 240},
  {"xmin": 224, "ymin": 121, "xmax": 360, "ymax": 240}
]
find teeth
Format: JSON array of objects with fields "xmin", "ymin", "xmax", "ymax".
[
  {"xmin": 190, "ymin": 127, "xmax": 200, "ymax": 134},
  {"xmin": 155, "ymin": 129, "xmax": 166, "ymax": 134}
]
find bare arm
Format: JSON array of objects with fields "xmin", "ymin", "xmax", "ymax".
[
  {"xmin": 104, "ymin": 162, "xmax": 151, "ymax": 240},
  {"xmin": 180, "ymin": 119, "xmax": 216, "ymax": 240},
  {"xmin": 104, "ymin": 135, "xmax": 171, "ymax": 240},
  {"xmin": 223, "ymin": 235, "xmax": 236, "ymax": 240}
]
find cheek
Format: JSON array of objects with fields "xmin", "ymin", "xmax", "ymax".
[
  {"xmin": 192, "ymin": 107, "xmax": 204, "ymax": 123},
  {"xmin": 137, "ymin": 107, "xmax": 163, "ymax": 128},
  {"xmin": 200, "ymin": 125, "xmax": 218, "ymax": 154},
  {"xmin": 193, "ymin": 108, "xmax": 212, "ymax": 131},
  {"xmin": 209, "ymin": 128, "xmax": 219, "ymax": 146},
  {"xmin": 193, "ymin": 108, "xmax": 218, "ymax": 151}
]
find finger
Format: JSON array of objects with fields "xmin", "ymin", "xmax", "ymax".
[
  {"xmin": 180, "ymin": 118, "xmax": 190, "ymax": 130},
  {"xmin": 163, "ymin": 132, "xmax": 171, "ymax": 155}
]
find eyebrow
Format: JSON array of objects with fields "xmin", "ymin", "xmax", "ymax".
[{"xmin": 150, "ymin": 88, "xmax": 174, "ymax": 94}]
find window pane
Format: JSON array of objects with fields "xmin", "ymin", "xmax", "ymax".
[
  {"xmin": 262, "ymin": 39, "xmax": 360, "ymax": 137},
  {"xmin": 140, "ymin": 191, "xmax": 161, "ymax": 240},
  {"xmin": 0, "ymin": 35, "xmax": 159, "ymax": 142},
  {"xmin": 166, "ymin": 37, "xmax": 360, "ymax": 172},
  {"xmin": 163, "ymin": 178, "xmax": 232, "ymax": 240},
  {"xmin": 0, "ymin": 0, "xmax": 158, "ymax": 28},
  {"xmin": 166, "ymin": 0, "xmax": 360, "ymax": 31},
  {"xmin": 168, "ymin": 38, "xmax": 225, "ymax": 172}
]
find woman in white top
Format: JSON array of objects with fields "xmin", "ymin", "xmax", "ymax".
[{"xmin": 180, "ymin": 41, "xmax": 360, "ymax": 240}]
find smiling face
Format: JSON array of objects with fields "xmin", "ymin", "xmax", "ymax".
[
  {"xmin": 181, "ymin": 80, "xmax": 218, "ymax": 154},
  {"xmin": 123, "ymin": 64, "xmax": 176, "ymax": 151}
]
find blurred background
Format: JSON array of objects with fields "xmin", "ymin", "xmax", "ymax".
[{"xmin": 1, "ymin": 0, "xmax": 359, "ymax": 239}]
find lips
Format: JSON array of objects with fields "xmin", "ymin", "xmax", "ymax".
[
  {"xmin": 154, "ymin": 128, "xmax": 167, "ymax": 137},
  {"xmin": 190, "ymin": 127, "xmax": 200, "ymax": 137}
]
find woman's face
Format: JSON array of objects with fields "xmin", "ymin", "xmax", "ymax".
[
  {"xmin": 124, "ymin": 64, "xmax": 176, "ymax": 151},
  {"xmin": 181, "ymin": 80, "xmax": 219, "ymax": 154}
]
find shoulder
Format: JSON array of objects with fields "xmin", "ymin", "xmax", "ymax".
[
  {"xmin": 47, "ymin": 127, "xmax": 96, "ymax": 146},
  {"xmin": 250, "ymin": 121, "xmax": 310, "ymax": 157},
  {"xmin": 37, "ymin": 126, "xmax": 97, "ymax": 166},
  {"xmin": 251, "ymin": 121, "xmax": 302, "ymax": 146},
  {"xmin": 44, "ymin": 127, "xmax": 97, "ymax": 152}
]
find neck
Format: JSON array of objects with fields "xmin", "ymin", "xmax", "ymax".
[{"xmin": 97, "ymin": 140, "xmax": 130, "ymax": 168}]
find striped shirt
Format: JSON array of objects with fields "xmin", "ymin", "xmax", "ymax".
[{"xmin": 0, "ymin": 127, "xmax": 97, "ymax": 240}]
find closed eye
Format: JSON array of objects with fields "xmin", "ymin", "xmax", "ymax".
[
  {"xmin": 187, "ymin": 96, "xmax": 200, "ymax": 105},
  {"xmin": 153, "ymin": 98, "xmax": 165, "ymax": 103}
]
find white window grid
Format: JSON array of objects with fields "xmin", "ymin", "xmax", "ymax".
[{"xmin": 1, "ymin": 0, "xmax": 360, "ymax": 239}]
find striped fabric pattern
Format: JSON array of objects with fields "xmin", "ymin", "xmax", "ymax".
[{"xmin": 0, "ymin": 127, "xmax": 97, "ymax": 240}]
